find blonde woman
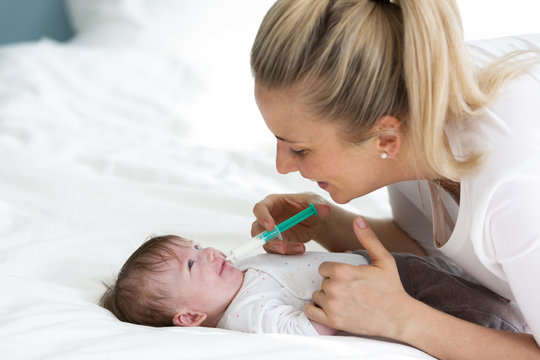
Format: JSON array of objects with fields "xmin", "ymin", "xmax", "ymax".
[{"xmin": 249, "ymin": 0, "xmax": 540, "ymax": 358}]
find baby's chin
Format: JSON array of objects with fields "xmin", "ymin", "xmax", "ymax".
[
  {"xmin": 230, "ymin": 267, "xmax": 245, "ymax": 291},
  {"xmin": 231, "ymin": 266, "xmax": 245, "ymax": 280}
]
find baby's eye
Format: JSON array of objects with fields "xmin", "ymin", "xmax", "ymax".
[
  {"xmin": 188, "ymin": 259, "xmax": 194, "ymax": 269},
  {"xmin": 194, "ymin": 244, "xmax": 201, "ymax": 250}
]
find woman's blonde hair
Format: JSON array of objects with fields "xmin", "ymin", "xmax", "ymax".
[{"xmin": 251, "ymin": 0, "xmax": 539, "ymax": 180}]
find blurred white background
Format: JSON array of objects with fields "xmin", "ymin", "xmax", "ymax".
[
  {"xmin": 222, "ymin": 0, "xmax": 540, "ymax": 149},
  {"xmin": 198, "ymin": 0, "xmax": 540, "ymax": 152},
  {"xmin": 459, "ymin": 0, "xmax": 540, "ymax": 40}
]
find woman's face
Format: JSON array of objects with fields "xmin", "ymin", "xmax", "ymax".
[{"xmin": 255, "ymin": 85, "xmax": 393, "ymax": 204}]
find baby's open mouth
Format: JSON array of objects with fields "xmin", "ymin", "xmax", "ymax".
[{"xmin": 219, "ymin": 260, "xmax": 226, "ymax": 275}]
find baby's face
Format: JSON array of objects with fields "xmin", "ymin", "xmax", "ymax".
[{"xmin": 161, "ymin": 239, "xmax": 244, "ymax": 318}]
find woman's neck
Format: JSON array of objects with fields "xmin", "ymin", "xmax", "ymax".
[{"xmin": 436, "ymin": 178, "xmax": 461, "ymax": 203}]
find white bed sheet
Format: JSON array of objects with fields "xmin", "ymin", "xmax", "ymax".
[{"xmin": 0, "ymin": 38, "xmax": 430, "ymax": 360}]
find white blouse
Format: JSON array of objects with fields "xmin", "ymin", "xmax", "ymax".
[{"xmin": 388, "ymin": 33, "xmax": 540, "ymax": 342}]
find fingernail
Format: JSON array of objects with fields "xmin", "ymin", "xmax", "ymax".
[
  {"xmin": 273, "ymin": 243, "xmax": 285, "ymax": 253},
  {"xmin": 356, "ymin": 216, "xmax": 367, "ymax": 229},
  {"xmin": 264, "ymin": 221, "xmax": 272, "ymax": 230},
  {"xmin": 293, "ymin": 244, "xmax": 304, "ymax": 253}
]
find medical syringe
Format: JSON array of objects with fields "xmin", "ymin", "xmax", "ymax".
[{"xmin": 226, "ymin": 204, "xmax": 318, "ymax": 262}]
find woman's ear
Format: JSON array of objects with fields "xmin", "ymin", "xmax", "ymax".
[
  {"xmin": 374, "ymin": 116, "xmax": 403, "ymax": 158},
  {"xmin": 172, "ymin": 310, "xmax": 207, "ymax": 327}
]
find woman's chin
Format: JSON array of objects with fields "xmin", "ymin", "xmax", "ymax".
[{"xmin": 328, "ymin": 192, "xmax": 352, "ymax": 205}]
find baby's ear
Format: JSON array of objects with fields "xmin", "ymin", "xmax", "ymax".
[{"xmin": 172, "ymin": 310, "xmax": 207, "ymax": 327}]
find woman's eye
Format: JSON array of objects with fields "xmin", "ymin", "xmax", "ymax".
[
  {"xmin": 188, "ymin": 260, "xmax": 194, "ymax": 269},
  {"xmin": 289, "ymin": 148, "xmax": 307, "ymax": 157}
]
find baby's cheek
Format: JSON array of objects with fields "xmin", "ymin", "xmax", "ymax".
[{"xmin": 231, "ymin": 269, "xmax": 245, "ymax": 288}]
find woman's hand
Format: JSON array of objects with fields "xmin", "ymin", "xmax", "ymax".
[
  {"xmin": 251, "ymin": 192, "xmax": 332, "ymax": 255},
  {"xmin": 304, "ymin": 216, "xmax": 416, "ymax": 339},
  {"xmin": 306, "ymin": 216, "xmax": 540, "ymax": 359}
]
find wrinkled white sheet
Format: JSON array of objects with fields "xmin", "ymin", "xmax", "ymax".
[{"xmin": 0, "ymin": 40, "xmax": 431, "ymax": 360}]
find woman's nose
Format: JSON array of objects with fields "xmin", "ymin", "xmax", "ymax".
[{"xmin": 275, "ymin": 141, "xmax": 299, "ymax": 174}]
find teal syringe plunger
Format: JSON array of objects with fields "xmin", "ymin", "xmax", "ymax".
[{"xmin": 226, "ymin": 204, "xmax": 318, "ymax": 262}]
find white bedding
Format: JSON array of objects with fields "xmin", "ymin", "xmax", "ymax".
[{"xmin": 0, "ymin": 31, "xmax": 428, "ymax": 360}]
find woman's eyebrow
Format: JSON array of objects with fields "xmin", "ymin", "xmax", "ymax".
[{"xmin": 275, "ymin": 135, "xmax": 305, "ymax": 144}]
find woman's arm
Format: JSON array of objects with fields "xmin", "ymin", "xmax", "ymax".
[
  {"xmin": 305, "ymin": 216, "xmax": 539, "ymax": 359},
  {"xmin": 317, "ymin": 204, "xmax": 426, "ymax": 256},
  {"xmin": 398, "ymin": 301, "xmax": 539, "ymax": 359}
]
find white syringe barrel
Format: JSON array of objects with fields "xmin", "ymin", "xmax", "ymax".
[
  {"xmin": 227, "ymin": 230, "xmax": 282, "ymax": 262},
  {"xmin": 227, "ymin": 238, "xmax": 264, "ymax": 262}
]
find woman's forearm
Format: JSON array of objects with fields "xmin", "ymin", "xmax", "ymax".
[
  {"xmin": 315, "ymin": 204, "xmax": 358, "ymax": 252},
  {"xmin": 398, "ymin": 300, "xmax": 539, "ymax": 359},
  {"xmin": 316, "ymin": 205, "xmax": 426, "ymax": 256}
]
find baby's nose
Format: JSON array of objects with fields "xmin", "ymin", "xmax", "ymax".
[{"xmin": 205, "ymin": 247, "xmax": 215, "ymax": 261}]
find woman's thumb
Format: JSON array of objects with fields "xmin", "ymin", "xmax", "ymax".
[
  {"xmin": 353, "ymin": 216, "xmax": 392, "ymax": 264},
  {"xmin": 313, "ymin": 203, "xmax": 331, "ymax": 218}
]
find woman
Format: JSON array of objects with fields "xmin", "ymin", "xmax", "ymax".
[{"xmin": 249, "ymin": 0, "xmax": 540, "ymax": 358}]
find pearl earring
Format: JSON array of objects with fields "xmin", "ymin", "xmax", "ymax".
[{"xmin": 381, "ymin": 152, "xmax": 388, "ymax": 159}]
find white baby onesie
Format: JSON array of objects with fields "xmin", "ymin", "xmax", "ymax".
[{"xmin": 216, "ymin": 252, "xmax": 368, "ymax": 335}]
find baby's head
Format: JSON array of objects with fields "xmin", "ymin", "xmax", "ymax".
[{"xmin": 100, "ymin": 235, "xmax": 243, "ymax": 328}]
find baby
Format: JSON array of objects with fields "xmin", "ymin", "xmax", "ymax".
[{"xmin": 100, "ymin": 235, "xmax": 528, "ymax": 335}]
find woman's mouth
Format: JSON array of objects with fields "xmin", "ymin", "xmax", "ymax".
[{"xmin": 317, "ymin": 181, "xmax": 329, "ymax": 190}]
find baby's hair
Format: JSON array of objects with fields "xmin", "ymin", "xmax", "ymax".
[{"xmin": 100, "ymin": 235, "xmax": 193, "ymax": 327}]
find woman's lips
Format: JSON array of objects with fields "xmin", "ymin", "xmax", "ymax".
[{"xmin": 317, "ymin": 181, "xmax": 329, "ymax": 190}]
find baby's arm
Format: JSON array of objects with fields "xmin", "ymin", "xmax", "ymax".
[
  {"xmin": 310, "ymin": 320, "xmax": 337, "ymax": 335},
  {"xmin": 260, "ymin": 301, "xmax": 338, "ymax": 335},
  {"xmin": 224, "ymin": 296, "xmax": 332, "ymax": 335}
]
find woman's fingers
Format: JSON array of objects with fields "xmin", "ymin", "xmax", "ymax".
[
  {"xmin": 353, "ymin": 216, "xmax": 394, "ymax": 267},
  {"xmin": 251, "ymin": 193, "xmax": 332, "ymax": 250},
  {"xmin": 250, "ymin": 219, "xmax": 267, "ymax": 237},
  {"xmin": 303, "ymin": 301, "xmax": 328, "ymax": 325},
  {"xmin": 307, "ymin": 262, "xmax": 360, "ymax": 331},
  {"xmin": 304, "ymin": 276, "xmax": 333, "ymax": 325},
  {"xmin": 251, "ymin": 197, "xmax": 278, "ymax": 235},
  {"xmin": 252, "ymin": 193, "xmax": 331, "ymax": 234},
  {"xmin": 304, "ymin": 218, "xmax": 408, "ymax": 336},
  {"xmin": 312, "ymin": 202, "xmax": 332, "ymax": 219},
  {"xmin": 263, "ymin": 239, "xmax": 305, "ymax": 255}
]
